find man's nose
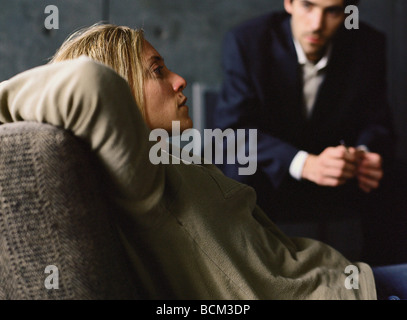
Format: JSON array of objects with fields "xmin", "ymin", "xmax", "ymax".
[{"xmin": 310, "ymin": 10, "xmax": 324, "ymax": 32}]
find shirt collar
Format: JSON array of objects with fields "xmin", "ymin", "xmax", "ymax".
[{"xmin": 293, "ymin": 38, "xmax": 332, "ymax": 71}]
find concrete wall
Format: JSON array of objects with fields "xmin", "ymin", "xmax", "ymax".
[{"xmin": 0, "ymin": 0, "xmax": 406, "ymax": 160}]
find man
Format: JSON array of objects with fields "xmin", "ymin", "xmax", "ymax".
[{"xmin": 214, "ymin": 0, "xmax": 395, "ymax": 259}]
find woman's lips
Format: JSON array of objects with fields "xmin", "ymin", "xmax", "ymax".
[{"xmin": 179, "ymin": 97, "xmax": 188, "ymax": 108}]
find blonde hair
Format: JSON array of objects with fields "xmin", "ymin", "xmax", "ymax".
[{"xmin": 50, "ymin": 23, "xmax": 146, "ymax": 117}]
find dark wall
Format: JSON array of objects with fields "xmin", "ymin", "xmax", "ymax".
[{"xmin": 0, "ymin": 0, "xmax": 406, "ymax": 160}]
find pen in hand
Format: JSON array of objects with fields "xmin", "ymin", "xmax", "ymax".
[
  {"xmin": 340, "ymin": 140, "xmax": 366, "ymax": 162},
  {"xmin": 340, "ymin": 139, "xmax": 349, "ymax": 152},
  {"xmin": 339, "ymin": 139, "xmax": 358, "ymax": 179}
]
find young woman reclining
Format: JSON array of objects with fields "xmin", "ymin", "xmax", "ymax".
[{"xmin": 0, "ymin": 24, "xmax": 405, "ymax": 300}]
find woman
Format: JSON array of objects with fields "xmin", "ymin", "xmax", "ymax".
[
  {"xmin": 0, "ymin": 24, "xmax": 403, "ymax": 300},
  {"xmin": 49, "ymin": 24, "xmax": 193, "ymax": 133}
]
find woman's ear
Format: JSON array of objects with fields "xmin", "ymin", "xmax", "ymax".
[{"xmin": 284, "ymin": 0, "xmax": 294, "ymax": 14}]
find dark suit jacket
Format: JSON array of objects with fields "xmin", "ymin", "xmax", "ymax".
[{"xmin": 214, "ymin": 11, "xmax": 395, "ymax": 222}]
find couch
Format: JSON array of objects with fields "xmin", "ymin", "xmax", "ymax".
[{"xmin": 0, "ymin": 121, "xmax": 139, "ymax": 299}]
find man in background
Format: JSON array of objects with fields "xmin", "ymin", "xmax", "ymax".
[{"xmin": 214, "ymin": 0, "xmax": 395, "ymax": 262}]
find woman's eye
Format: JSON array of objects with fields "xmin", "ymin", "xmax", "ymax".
[{"xmin": 153, "ymin": 66, "xmax": 164, "ymax": 76}]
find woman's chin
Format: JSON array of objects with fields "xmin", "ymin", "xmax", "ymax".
[{"xmin": 181, "ymin": 117, "xmax": 193, "ymax": 131}]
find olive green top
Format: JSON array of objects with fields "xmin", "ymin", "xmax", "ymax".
[{"xmin": 0, "ymin": 57, "xmax": 377, "ymax": 300}]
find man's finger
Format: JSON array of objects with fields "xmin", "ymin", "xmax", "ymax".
[
  {"xmin": 321, "ymin": 157, "xmax": 357, "ymax": 176},
  {"xmin": 357, "ymin": 174, "xmax": 380, "ymax": 190},
  {"xmin": 358, "ymin": 167, "xmax": 384, "ymax": 181}
]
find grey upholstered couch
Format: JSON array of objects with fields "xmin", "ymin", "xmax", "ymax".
[{"xmin": 0, "ymin": 122, "xmax": 139, "ymax": 300}]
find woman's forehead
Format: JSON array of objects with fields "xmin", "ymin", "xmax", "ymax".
[{"xmin": 143, "ymin": 40, "xmax": 163, "ymax": 61}]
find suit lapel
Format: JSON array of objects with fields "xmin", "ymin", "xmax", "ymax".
[
  {"xmin": 269, "ymin": 16, "xmax": 305, "ymax": 124},
  {"xmin": 308, "ymin": 30, "xmax": 358, "ymax": 126}
]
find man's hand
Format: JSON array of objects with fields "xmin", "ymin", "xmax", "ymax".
[
  {"xmin": 301, "ymin": 145, "xmax": 357, "ymax": 187},
  {"xmin": 356, "ymin": 151, "xmax": 384, "ymax": 193}
]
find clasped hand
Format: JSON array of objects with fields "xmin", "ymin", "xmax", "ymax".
[{"xmin": 302, "ymin": 145, "xmax": 383, "ymax": 193}]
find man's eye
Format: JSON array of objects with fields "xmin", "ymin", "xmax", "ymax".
[
  {"xmin": 301, "ymin": 1, "xmax": 313, "ymax": 10},
  {"xmin": 326, "ymin": 7, "xmax": 343, "ymax": 17}
]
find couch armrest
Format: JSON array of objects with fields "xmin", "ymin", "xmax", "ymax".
[{"xmin": 0, "ymin": 122, "xmax": 139, "ymax": 299}]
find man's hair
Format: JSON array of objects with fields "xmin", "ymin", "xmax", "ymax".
[
  {"xmin": 290, "ymin": 0, "xmax": 360, "ymax": 6},
  {"xmin": 50, "ymin": 23, "xmax": 146, "ymax": 118},
  {"xmin": 345, "ymin": 0, "xmax": 360, "ymax": 6}
]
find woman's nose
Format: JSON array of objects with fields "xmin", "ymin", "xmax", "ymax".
[{"xmin": 171, "ymin": 72, "xmax": 187, "ymax": 92}]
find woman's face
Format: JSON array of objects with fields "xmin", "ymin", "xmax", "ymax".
[{"xmin": 142, "ymin": 40, "xmax": 193, "ymax": 133}]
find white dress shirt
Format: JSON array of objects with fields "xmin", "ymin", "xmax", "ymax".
[{"xmin": 289, "ymin": 39, "xmax": 332, "ymax": 180}]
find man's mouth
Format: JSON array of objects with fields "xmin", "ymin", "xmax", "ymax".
[{"xmin": 305, "ymin": 34, "xmax": 324, "ymax": 45}]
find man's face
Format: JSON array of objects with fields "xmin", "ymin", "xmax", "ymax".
[{"xmin": 284, "ymin": 0, "xmax": 346, "ymax": 62}]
